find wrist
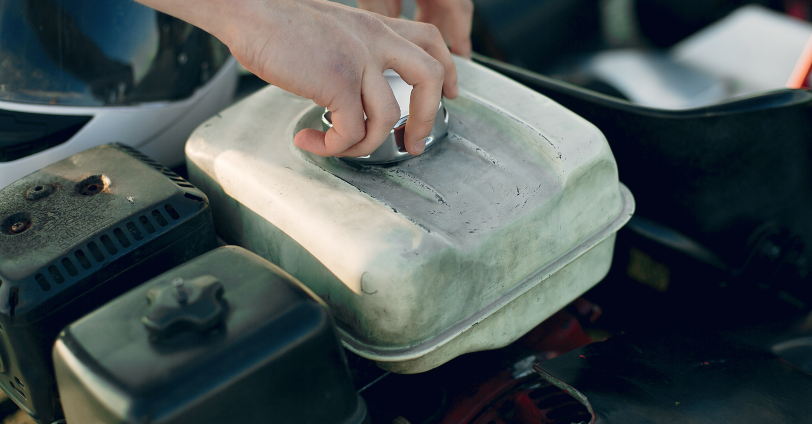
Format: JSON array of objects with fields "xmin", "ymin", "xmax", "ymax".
[{"xmin": 134, "ymin": 0, "xmax": 253, "ymax": 46}]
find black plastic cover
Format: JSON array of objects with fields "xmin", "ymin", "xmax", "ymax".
[
  {"xmin": 53, "ymin": 246, "xmax": 369, "ymax": 424},
  {"xmin": 533, "ymin": 331, "xmax": 812, "ymax": 423},
  {"xmin": 0, "ymin": 143, "xmax": 217, "ymax": 423},
  {"xmin": 475, "ymin": 55, "xmax": 812, "ymax": 298}
]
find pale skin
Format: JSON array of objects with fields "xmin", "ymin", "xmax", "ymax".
[
  {"xmin": 135, "ymin": 0, "xmax": 474, "ymax": 157},
  {"xmin": 356, "ymin": 0, "xmax": 473, "ymax": 58}
]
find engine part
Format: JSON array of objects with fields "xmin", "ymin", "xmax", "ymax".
[
  {"xmin": 533, "ymin": 330, "xmax": 812, "ymax": 423},
  {"xmin": 0, "ymin": 143, "xmax": 217, "ymax": 423},
  {"xmin": 186, "ymin": 56, "xmax": 634, "ymax": 373},
  {"xmin": 53, "ymin": 246, "xmax": 369, "ymax": 424}
]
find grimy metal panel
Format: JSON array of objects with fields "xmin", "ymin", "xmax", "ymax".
[{"xmin": 0, "ymin": 144, "xmax": 217, "ymax": 423}]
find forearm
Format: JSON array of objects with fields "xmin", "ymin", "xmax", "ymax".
[{"xmin": 134, "ymin": 0, "xmax": 268, "ymax": 46}]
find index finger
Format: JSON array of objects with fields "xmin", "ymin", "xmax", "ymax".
[
  {"xmin": 446, "ymin": 4, "xmax": 473, "ymax": 58},
  {"xmin": 386, "ymin": 19, "xmax": 458, "ymax": 99},
  {"xmin": 384, "ymin": 43, "xmax": 444, "ymax": 156},
  {"xmin": 294, "ymin": 93, "xmax": 368, "ymax": 157}
]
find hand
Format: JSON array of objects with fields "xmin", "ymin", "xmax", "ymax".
[
  {"xmin": 357, "ymin": 0, "xmax": 474, "ymax": 58},
  {"xmin": 356, "ymin": 0, "xmax": 403, "ymax": 19},
  {"xmin": 415, "ymin": 0, "xmax": 473, "ymax": 58},
  {"xmin": 136, "ymin": 0, "xmax": 458, "ymax": 157}
]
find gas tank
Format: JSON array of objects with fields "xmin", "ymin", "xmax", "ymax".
[{"xmin": 186, "ymin": 57, "xmax": 634, "ymax": 373}]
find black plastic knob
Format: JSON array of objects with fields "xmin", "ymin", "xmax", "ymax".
[{"xmin": 142, "ymin": 275, "xmax": 226, "ymax": 337}]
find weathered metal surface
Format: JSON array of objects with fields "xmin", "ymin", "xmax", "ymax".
[{"xmin": 186, "ymin": 57, "xmax": 633, "ymax": 372}]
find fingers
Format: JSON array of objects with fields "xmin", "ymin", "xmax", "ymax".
[
  {"xmin": 356, "ymin": 0, "xmax": 402, "ymax": 18},
  {"xmin": 446, "ymin": 2, "xmax": 473, "ymax": 57},
  {"xmin": 413, "ymin": 0, "xmax": 474, "ymax": 58},
  {"xmin": 339, "ymin": 68, "xmax": 401, "ymax": 157},
  {"xmin": 382, "ymin": 44, "xmax": 444, "ymax": 156},
  {"xmin": 293, "ymin": 85, "xmax": 368, "ymax": 157},
  {"xmin": 290, "ymin": 4, "xmax": 458, "ymax": 158},
  {"xmin": 387, "ymin": 19, "xmax": 458, "ymax": 99},
  {"xmin": 295, "ymin": 67, "xmax": 401, "ymax": 158}
]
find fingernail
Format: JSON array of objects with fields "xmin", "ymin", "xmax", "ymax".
[{"xmin": 412, "ymin": 138, "xmax": 427, "ymax": 156}]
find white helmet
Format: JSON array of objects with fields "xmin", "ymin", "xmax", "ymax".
[{"xmin": 0, "ymin": 0, "xmax": 238, "ymax": 189}]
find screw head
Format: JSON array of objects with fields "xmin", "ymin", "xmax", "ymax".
[
  {"xmin": 8, "ymin": 220, "xmax": 31, "ymax": 235},
  {"xmin": 2, "ymin": 212, "xmax": 33, "ymax": 235}
]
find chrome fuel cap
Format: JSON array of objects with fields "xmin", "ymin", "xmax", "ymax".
[{"xmin": 321, "ymin": 69, "xmax": 449, "ymax": 164}]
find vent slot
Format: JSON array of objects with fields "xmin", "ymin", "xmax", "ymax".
[
  {"xmin": 151, "ymin": 210, "xmax": 168, "ymax": 227},
  {"xmin": 100, "ymin": 235, "xmax": 118, "ymax": 255},
  {"xmin": 61, "ymin": 258, "xmax": 78, "ymax": 277},
  {"xmin": 125, "ymin": 222, "xmax": 143, "ymax": 241},
  {"xmin": 9, "ymin": 380, "xmax": 25, "ymax": 400},
  {"xmin": 113, "ymin": 143, "xmax": 145, "ymax": 157},
  {"xmin": 48, "ymin": 265, "xmax": 65, "ymax": 284},
  {"xmin": 111, "ymin": 144, "xmax": 192, "ymax": 189},
  {"xmin": 184, "ymin": 193, "xmax": 204, "ymax": 202},
  {"xmin": 139, "ymin": 216, "xmax": 156, "ymax": 234},
  {"xmin": 35, "ymin": 274, "xmax": 50, "ymax": 291},
  {"xmin": 9, "ymin": 287, "xmax": 19, "ymax": 317},
  {"xmin": 167, "ymin": 173, "xmax": 195, "ymax": 189},
  {"xmin": 164, "ymin": 204, "xmax": 180, "ymax": 220},
  {"xmin": 87, "ymin": 242, "xmax": 105, "ymax": 262},
  {"xmin": 74, "ymin": 250, "xmax": 92, "ymax": 269},
  {"xmin": 112, "ymin": 228, "xmax": 131, "ymax": 248}
]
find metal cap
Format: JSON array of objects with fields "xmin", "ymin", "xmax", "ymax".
[{"xmin": 322, "ymin": 70, "xmax": 449, "ymax": 164}]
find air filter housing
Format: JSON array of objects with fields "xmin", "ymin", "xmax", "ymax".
[
  {"xmin": 0, "ymin": 143, "xmax": 217, "ymax": 423},
  {"xmin": 53, "ymin": 246, "xmax": 369, "ymax": 424}
]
